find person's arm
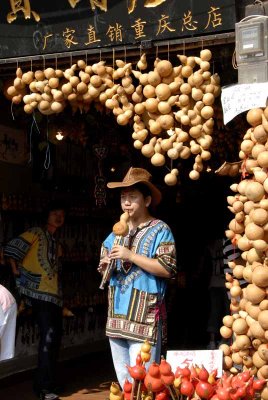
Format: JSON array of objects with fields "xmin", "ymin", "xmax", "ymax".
[
  {"xmin": 129, "ymin": 252, "xmax": 171, "ymax": 278},
  {"xmin": 4, "ymin": 228, "xmax": 37, "ymax": 276},
  {"xmin": 109, "ymin": 245, "xmax": 170, "ymax": 277},
  {"xmin": 109, "ymin": 225, "xmax": 177, "ymax": 279},
  {"xmin": 8, "ymin": 258, "xmax": 20, "ymax": 276}
]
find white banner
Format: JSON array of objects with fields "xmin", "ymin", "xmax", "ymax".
[
  {"xmin": 221, "ymin": 82, "xmax": 268, "ymax": 125},
  {"xmin": 166, "ymin": 349, "xmax": 223, "ymax": 377}
]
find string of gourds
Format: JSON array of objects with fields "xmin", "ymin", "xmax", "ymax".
[
  {"xmin": 4, "ymin": 49, "xmax": 221, "ymax": 184},
  {"xmin": 220, "ymin": 107, "xmax": 268, "ymax": 400}
]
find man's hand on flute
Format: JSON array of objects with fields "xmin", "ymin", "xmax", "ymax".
[
  {"xmin": 97, "ymin": 256, "xmax": 110, "ymax": 275},
  {"xmin": 109, "ymin": 245, "xmax": 133, "ymax": 262}
]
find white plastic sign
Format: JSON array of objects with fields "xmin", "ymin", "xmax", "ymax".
[
  {"xmin": 221, "ymin": 82, "xmax": 268, "ymax": 125},
  {"xmin": 166, "ymin": 349, "xmax": 223, "ymax": 377}
]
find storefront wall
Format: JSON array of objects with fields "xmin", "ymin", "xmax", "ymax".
[{"xmin": 0, "ymin": 0, "xmax": 252, "ymax": 377}]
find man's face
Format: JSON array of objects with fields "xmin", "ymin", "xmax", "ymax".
[
  {"xmin": 120, "ymin": 188, "xmax": 151, "ymax": 218},
  {"xmin": 47, "ymin": 209, "xmax": 65, "ymax": 228}
]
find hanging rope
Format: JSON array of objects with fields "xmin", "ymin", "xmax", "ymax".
[
  {"xmin": 10, "ymin": 102, "xmax": 15, "ymax": 121},
  {"xmin": 28, "ymin": 119, "xmax": 34, "ymax": 164},
  {"xmin": 112, "ymin": 47, "xmax": 115, "ymax": 82},
  {"xmin": 28, "ymin": 113, "xmax": 41, "ymax": 164},
  {"xmin": 44, "ymin": 116, "xmax": 51, "ymax": 170},
  {"xmin": 232, "ymin": 48, "xmax": 238, "ymax": 70},
  {"xmin": 32, "ymin": 112, "xmax": 41, "ymax": 134}
]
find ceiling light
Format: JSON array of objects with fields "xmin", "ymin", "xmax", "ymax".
[{"xmin": 56, "ymin": 131, "xmax": 64, "ymax": 141}]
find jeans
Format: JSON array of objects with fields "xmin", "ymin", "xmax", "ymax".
[
  {"xmin": 109, "ymin": 327, "xmax": 162, "ymax": 389},
  {"xmin": 31, "ymin": 299, "xmax": 63, "ymax": 395}
]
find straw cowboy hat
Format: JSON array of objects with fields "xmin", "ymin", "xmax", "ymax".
[{"xmin": 107, "ymin": 167, "xmax": 162, "ymax": 206}]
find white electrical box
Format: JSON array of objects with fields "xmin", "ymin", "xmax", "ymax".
[
  {"xmin": 238, "ymin": 61, "xmax": 268, "ymax": 83},
  {"xmin": 235, "ymin": 16, "xmax": 268, "ymax": 83}
]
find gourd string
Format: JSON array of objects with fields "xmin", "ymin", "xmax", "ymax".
[
  {"xmin": 55, "ymin": 54, "xmax": 58, "ymax": 70},
  {"xmin": 112, "ymin": 48, "xmax": 115, "ymax": 82},
  {"xmin": 138, "ymin": 45, "xmax": 142, "ymax": 71},
  {"xmin": 10, "ymin": 102, "xmax": 15, "ymax": 121},
  {"xmin": 29, "ymin": 110, "xmax": 41, "ymax": 164},
  {"xmin": 155, "ymin": 44, "xmax": 158, "ymax": 59},
  {"xmin": 32, "ymin": 112, "xmax": 41, "ymax": 134},
  {"xmin": 165, "ymin": 165, "xmax": 171, "ymax": 172},
  {"xmin": 28, "ymin": 119, "xmax": 34, "ymax": 164},
  {"xmin": 44, "ymin": 116, "xmax": 51, "ymax": 170},
  {"xmin": 99, "ymin": 48, "xmax": 102, "ymax": 61},
  {"xmin": 167, "ymin": 41, "xmax": 170, "ymax": 61},
  {"xmin": 44, "ymin": 143, "xmax": 51, "ymax": 170}
]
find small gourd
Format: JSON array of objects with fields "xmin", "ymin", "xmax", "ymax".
[
  {"xmin": 164, "ymin": 169, "xmax": 178, "ymax": 186},
  {"xmin": 141, "ymin": 137, "xmax": 157, "ymax": 158},
  {"xmin": 137, "ymin": 53, "xmax": 147, "ymax": 70}
]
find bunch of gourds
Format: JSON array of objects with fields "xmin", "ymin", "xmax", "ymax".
[
  {"xmin": 5, "ymin": 48, "xmax": 221, "ymax": 183},
  {"xmin": 130, "ymin": 49, "xmax": 221, "ymax": 184},
  {"xmin": 219, "ymin": 107, "xmax": 268, "ymax": 400}
]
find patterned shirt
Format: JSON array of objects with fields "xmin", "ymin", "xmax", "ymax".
[
  {"xmin": 100, "ymin": 219, "xmax": 177, "ymax": 345},
  {"xmin": 4, "ymin": 227, "xmax": 63, "ymax": 306}
]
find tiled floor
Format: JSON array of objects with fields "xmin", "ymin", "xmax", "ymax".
[{"xmin": 0, "ymin": 350, "xmax": 116, "ymax": 400}]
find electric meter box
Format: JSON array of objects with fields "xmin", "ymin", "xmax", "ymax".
[
  {"xmin": 236, "ymin": 17, "xmax": 268, "ymax": 83},
  {"xmin": 235, "ymin": 17, "xmax": 268, "ymax": 64},
  {"xmin": 238, "ymin": 61, "xmax": 268, "ymax": 83}
]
